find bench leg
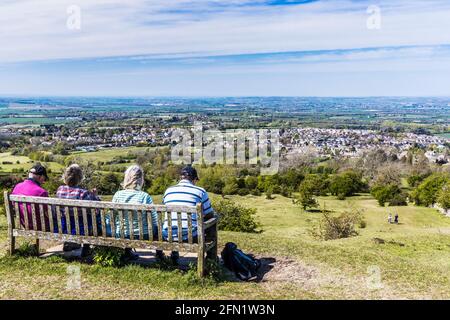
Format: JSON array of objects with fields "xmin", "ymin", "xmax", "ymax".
[
  {"xmin": 35, "ymin": 239, "xmax": 40, "ymax": 256},
  {"xmin": 206, "ymin": 224, "xmax": 218, "ymax": 261},
  {"xmin": 197, "ymin": 248, "xmax": 205, "ymax": 278},
  {"xmin": 207, "ymin": 241, "xmax": 218, "ymax": 261},
  {"xmin": 8, "ymin": 235, "xmax": 15, "ymax": 256}
]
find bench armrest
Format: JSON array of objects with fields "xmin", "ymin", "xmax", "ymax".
[{"xmin": 203, "ymin": 214, "xmax": 219, "ymax": 230}]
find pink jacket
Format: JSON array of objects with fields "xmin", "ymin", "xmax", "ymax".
[{"xmin": 11, "ymin": 179, "xmax": 49, "ymax": 230}]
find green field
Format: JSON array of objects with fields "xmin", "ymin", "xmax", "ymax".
[
  {"xmin": 0, "ymin": 194, "xmax": 449, "ymax": 299},
  {"xmin": 0, "ymin": 147, "xmax": 159, "ymax": 174},
  {"xmin": 0, "ymin": 118, "xmax": 66, "ymax": 125},
  {"xmin": 68, "ymin": 146, "xmax": 158, "ymax": 164},
  {"xmin": 0, "ymin": 152, "xmax": 64, "ymax": 174}
]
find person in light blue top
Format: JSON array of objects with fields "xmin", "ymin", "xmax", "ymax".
[
  {"xmin": 160, "ymin": 166, "xmax": 214, "ymax": 264},
  {"xmin": 106, "ymin": 165, "xmax": 157, "ymax": 259}
]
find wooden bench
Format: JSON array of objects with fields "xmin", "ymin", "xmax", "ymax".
[{"xmin": 3, "ymin": 192, "xmax": 219, "ymax": 277}]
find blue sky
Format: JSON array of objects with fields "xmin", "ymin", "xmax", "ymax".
[{"xmin": 1, "ymin": 0, "xmax": 450, "ymax": 96}]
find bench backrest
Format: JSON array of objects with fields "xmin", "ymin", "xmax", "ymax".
[{"xmin": 4, "ymin": 192, "xmax": 203, "ymax": 245}]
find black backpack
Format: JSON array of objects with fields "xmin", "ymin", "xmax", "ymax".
[{"xmin": 221, "ymin": 242, "xmax": 261, "ymax": 281}]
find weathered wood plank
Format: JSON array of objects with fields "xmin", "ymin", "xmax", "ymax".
[
  {"xmin": 110, "ymin": 210, "xmax": 116, "ymax": 238},
  {"xmin": 203, "ymin": 216, "xmax": 219, "ymax": 230},
  {"xmin": 55, "ymin": 205, "xmax": 62, "ymax": 234},
  {"xmin": 31, "ymin": 204, "xmax": 37, "ymax": 231},
  {"xmin": 74, "ymin": 207, "xmax": 80, "ymax": 236},
  {"xmin": 146, "ymin": 210, "xmax": 153, "ymax": 241},
  {"xmin": 23, "ymin": 202, "xmax": 30, "ymax": 230},
  {"xmin": 177, "ymin": 212, "xmax": 183, "ymax": 243},
  {"xmin": 14, "ymin": 202, "xmax": 21, "ymax": 229},
  {"xmin": 167, "ymin": 213, "xmax": 173, "ymax": 243},
  {"xmin": 100, "ymin": 209, "xmax": 107, "ymax": 238},
  {"xmin": 138, "ymin": 210, "xmax": 144, "ymax": 241},
  {"xmin": 9, "ymin": 195, "xmax": 198, "ymax": 213},
  {"xmin": 39, "ymin": 204, "xmax": 46, "ymax": 232},
  {"xmin": 48, "ymin": 205, "xmax": 55, "ymax": 234},
  {"xmin": 64, "ymin": 206, "xmax": 71, "ymax": 235},
  {"xmin": 119, "ymin": 210, "xmax": 125, "ymax": 239},
  {"xmin": 13, "ymin": 229, "xmax": 200, "ymax": 253},
  {"xmin": 196, "ymin": 203, "xmax": 205, "ymax": 277},
  {"xmin": 92, "ymin": 209, "xmax": 98, "ymax": 237},
  {"xmin": 4, "ymin": 192, "xmax": 15, "ymax": 255},
  {"xmin": 82, "ymin": 208, "xmax": 88, "ymax": 236},
  {"xmin": 187, "ymin": 213, "xmax": 193, "ymax": 244},
  {"xmin": 157, "ymin": 211, "xmax": 163, "ymax": 242},
  {"xmin": 128, "ymin": 210, "xmax": 134, "ymax": 240}
]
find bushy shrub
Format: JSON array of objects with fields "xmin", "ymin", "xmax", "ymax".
[
  {"xmin": 147, "ymin": 174, "xmax": 174, "ymax": 195},
  {"xmin": 212, "ymin": 198, "xmax": 260, "ymax": 233},
  {"xmin": 237, "ymin": 188, "xmax": 249, "ymax": 196},
  {"xmin": 92, "ymin": 246, "xmax": 126, "ymax": 267},
  {"xmin": 371, "ymin": 183, "xmax": 401, "ymax": 207},
  {"xmin": 328, "ymin": 170, "xmax": 365, "ymax": 199},
  {"xmin": 310, "ymin": 207, "xmax": 364, "ymax": 240},
  {"xmin": 265, "ymin": 187, "xmax": 274, "ymax": 200},
  {"xmin": 388, "ymin": 193, "xmax": 408, "ymax": 206},
  {"xmin": 410, "ymin": 173, "xmax": 449, "ymax": 207},
  {"xmin": 251, "ymin": 189, "xmax": 261, "ymax": 196},
  {"xmin": 359, "ymin": 219, "xmax": 367, "ymax": 229},
  {"xmin": 438, "ymin": 182, "xmax": 450, "ymax": 210}
]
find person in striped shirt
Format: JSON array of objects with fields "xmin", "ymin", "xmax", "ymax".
[
  {"xmin": 56, "ymin": 164, "xmax": 100, "ymax": 257},
  {"xmin": 160, "ymin": 166, "xmax": 214, "ymax": 264},
  {"xmin": 108, "ymin": 165, "xmax": 157, "ymax": 260}
]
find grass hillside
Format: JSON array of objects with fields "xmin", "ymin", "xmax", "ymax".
[
  {"xmin": 0, "ymin": 194, "xmax": 449, "ymax": 299},
  {"xmin": 0, "ymin": 152, "xmax": 64, "ymax": 174},
  {"xmin": 68, "ymin": 146, "xmax": 154, "ymax": 164}
]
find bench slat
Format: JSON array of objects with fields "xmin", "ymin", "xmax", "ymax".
[
  {"xmin": 188, "ymin": 213, "xmax": 193, "ymax": 244},
  {"xmin": 64, "ymin": 206, "xmax": 71, "ymax": 235},
  {"xmin": 110, "ymin": 210, "xmax": 116, "ymax": 238},
  {"xmin": 100, "ymin": 209, "xmax": 107, "ymax": 238},
  {"xmin": 92, "ymin": 209, "xmax": 98, "ymax": 237},
  {"xmin": 177, "ymin": 212, "xmax": 183, "ymax": 243},
  {"xmin": 119, "ymin": 210, "xmax": 125, "ymax": 239},
  {"xmin": 147, "ymin": 212, "xmax": 153, "ymax": 241},
  {"xmin": 82, "ymin": 208, "xmax": 89, "ymax": 236},
  {"xmin": 157, "ymin": 212, "xmax": 163, "ymax": 242},
  {"xmin": 55, "ymin": 206, "xmax": 62, "ymax": 234},
  {"xmin": 23, "ymin": 202, "xmax": 30, "ymax": 230},
  {"xmin": 14, "ymin": 202, "xmax": 20, "ymax": 229},
  {"xmin": 203, "ymin": 216, "xmax": 219, "ymax": 230},
  {"xmin": 9, "ymin": 195, "xmax": 198, "ymax": 213},
  {"xmin": 74, "ymin": 207, "xmax": 80, "ymax": 236},
  {"xmin": 31, "ymin": 204, "xmax": 37, "ymax": 231},
  {"xmin": 39, "ymin": 204, "xmax": 46, "ymax": 232},
  {"xmin": 167, "ymin": 213, "xmax": 173, "ymax": 243},
  {"xmin": 138, "ymin": 210, "xmax": 144, "ymax": 241},
  {"xmin": 128, "ymin": 210, "xmax": 134, "ymax": 240},
  {"xmin": 49, "ymin": 205, "xmax": 55, "ymax": 234}
]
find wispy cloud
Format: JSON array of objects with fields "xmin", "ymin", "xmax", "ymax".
[
  {"xmin": 1, "ymin": 0, "xmax": 450, "ymax": 63},
  {"xmin": 1, "ymin": 0, "xmax": 450, "ymax": 96}
]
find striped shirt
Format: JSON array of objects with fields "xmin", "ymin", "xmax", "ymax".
[
  {"xmin": 108, "ymin": 189, "xmax": 156, "ymax": 239},
  {"xmin": 163, "ymin": 179, "xmax": 213, "ymax": 241}
]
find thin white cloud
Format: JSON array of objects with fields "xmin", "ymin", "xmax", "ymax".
[{"xmin": 1, "ymin": 0, "xmax": 450, "ymax": 63}]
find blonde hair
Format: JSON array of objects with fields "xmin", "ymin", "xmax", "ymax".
[
  {"xmin": 123, "ymin": 165, "xmax": 144, "ymax": 190},
  {"xmin": 63, "ymin": 164, "xmax": 84, "ymax": 187}
]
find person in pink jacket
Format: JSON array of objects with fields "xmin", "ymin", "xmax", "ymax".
[{"xmin": 11, "ymin": 163, "xmax": 49, "ymax": 230}]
